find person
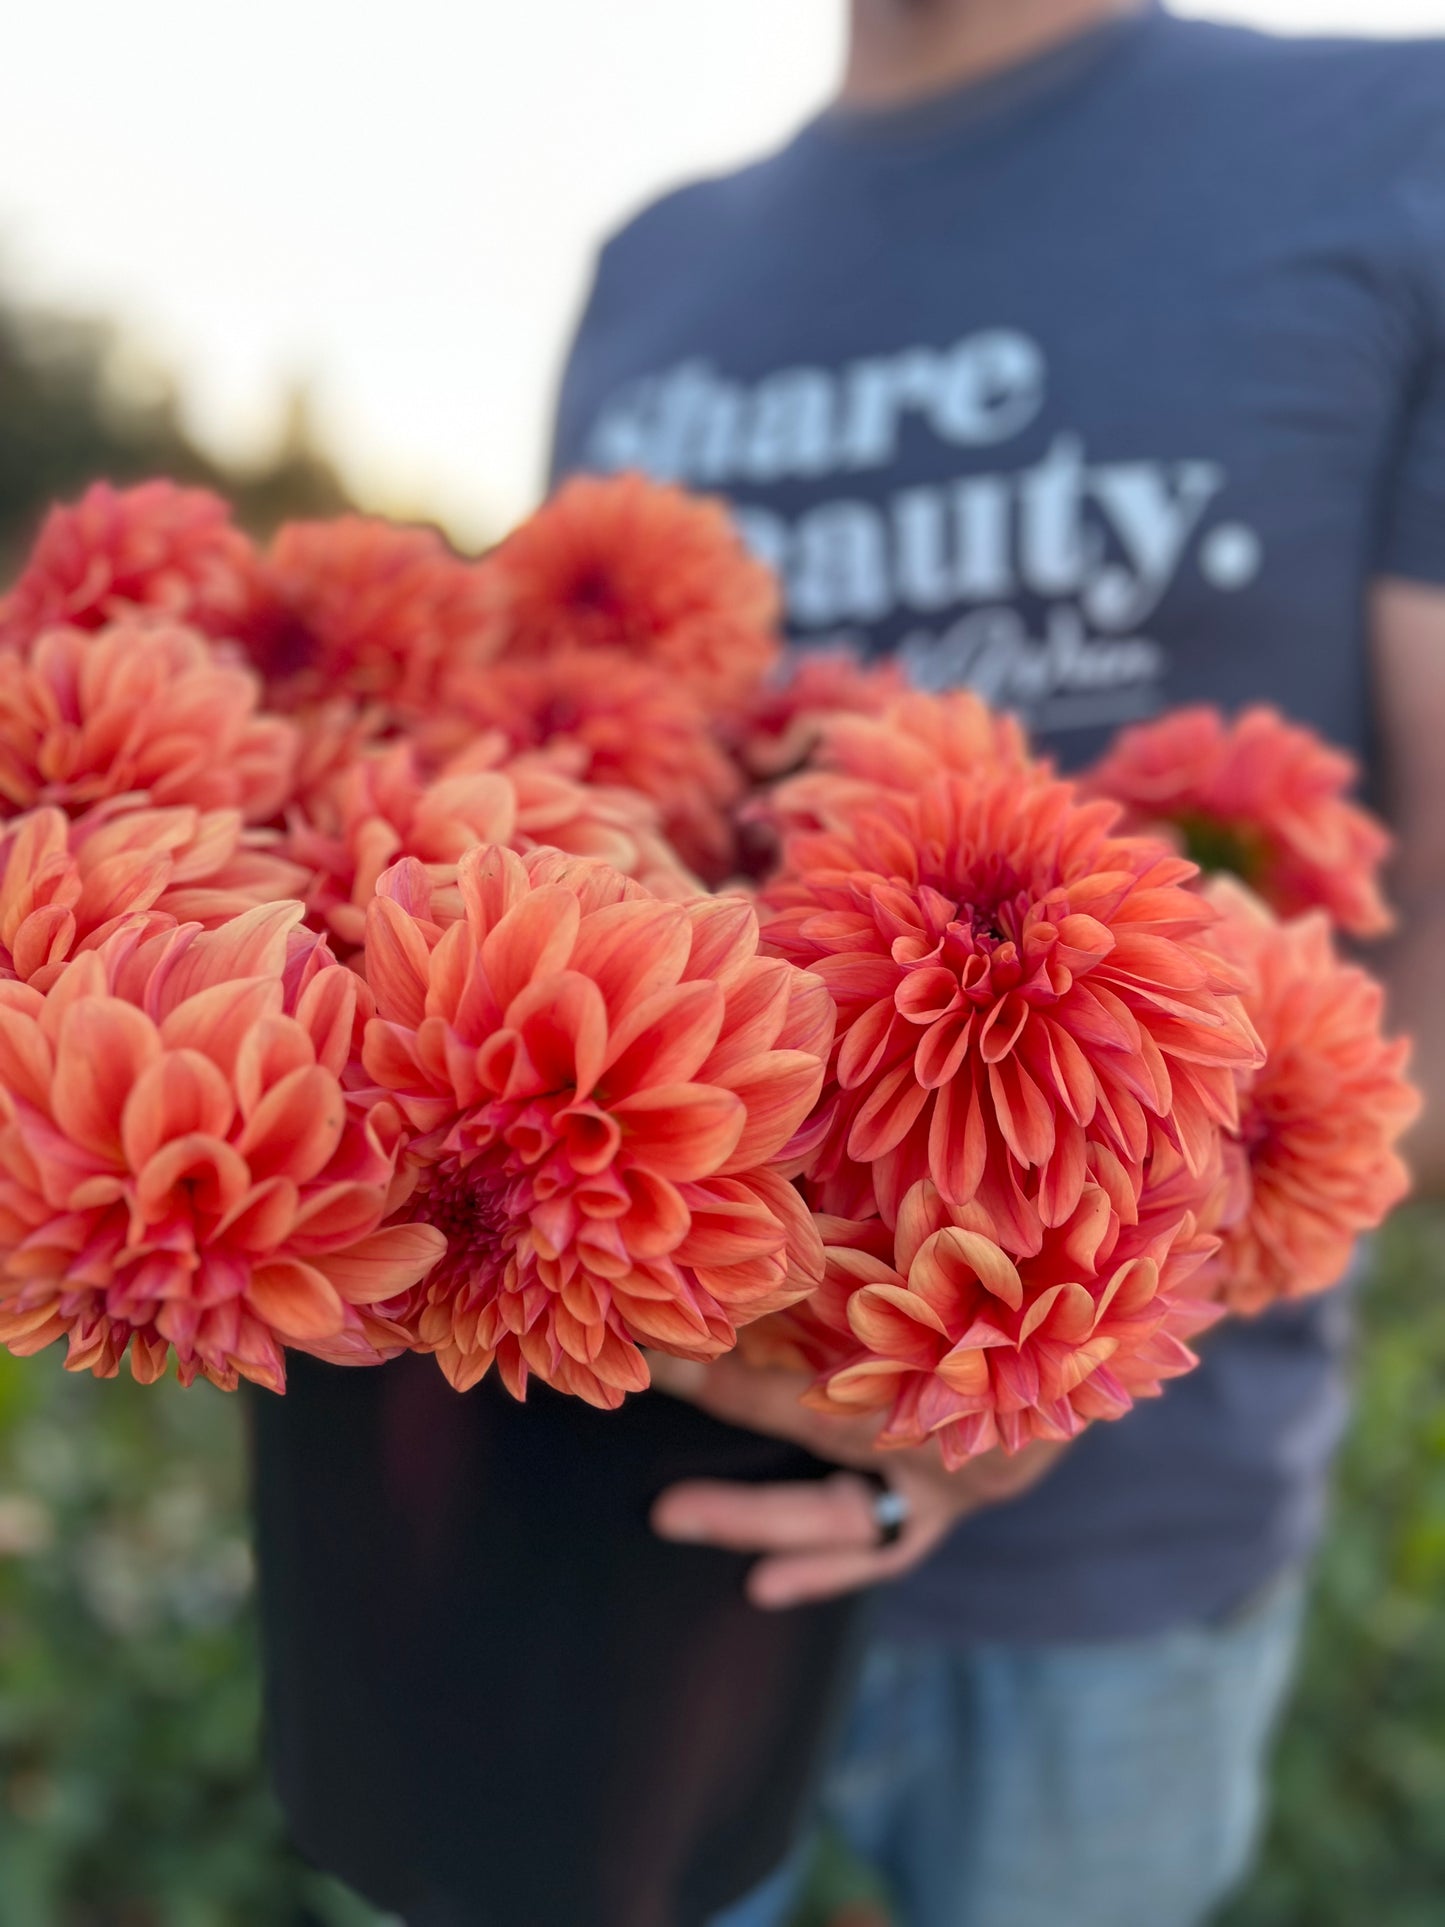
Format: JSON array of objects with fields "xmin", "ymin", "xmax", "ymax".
[{"xmin": 549, "ymin": 2, "xmax": 1445, "ymax": 1923}]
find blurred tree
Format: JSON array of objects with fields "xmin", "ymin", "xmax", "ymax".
[{"xmin": 0, "ymin": 280, "xmax": 351, "ymax": 573}]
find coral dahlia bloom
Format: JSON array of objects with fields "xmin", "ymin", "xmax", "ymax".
[
  {"xmin": 483, "ymin": 473, "xmax": 781, "ymax": 709},
  {"xmin": 427, "ymin": 647, "xmax": 742, "ymax": 880},
  {"xmin": 763, "ymin": 759, "xmax": 1263, "ymax": 1241},
  {"xmin": 289, "ymin": 739, "xmax": 691, "ymax": 954},
  {"xmin": 767, "ymin": 687, "xmax": 1038, "ymax": 843},
  {"xmin": 737, "ymin": 1204, "xmax": 896, "ymax": 1377},
  {"xmin": 250, "ymin": 516, "xmax": 494, "ymax": 713},
  {"xmin": 803, "ymin": 1170, "xmax": 1214, "ymax": 1464},
  {"xmin": 0, "ymin": 620, "xmax": 297, "ymax": 824},
  {"xmin": 0, "ymin": 480, "xmax": 265, "ymax": 652},
  {"xmin": 1205, "ymin": 883, "xmax": 1419, "ymax": 1314},
  {"xmin": 358, "ymin": 845, "xmax": 833, "ymax": 1406},
  {"xmin": 1086, "ymin": 704, "xmax": 1393, "ymax": 938},
  {"xmin": 731, "ymin": 648, "xmax": 909, "ymax": 782},
  {"xmin": 0, "ymin": 804, "xmax": 304, "ymax": 987},
  {"xmin": 0, "ymin": 903, "xmax": 444, "ymax": 1390}
]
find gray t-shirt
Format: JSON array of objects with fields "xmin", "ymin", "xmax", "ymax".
[{"xmin": 551, "ymin": 5, "xmax": 1445, "ymax": 1641}]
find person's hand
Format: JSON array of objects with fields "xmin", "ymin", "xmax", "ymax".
[{"xmin": 648, "ymin": 1353, "xmax": 1066, "ymax": 1609}]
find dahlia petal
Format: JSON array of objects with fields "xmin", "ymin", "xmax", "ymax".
[
  {"xmin": 246, "ymin": 1259, "xmax": 347, "ymax": 1340},
  {"xmin": 365, "ymin": 895, "xmax": 434, "ymax": 1028},
  {"xmin": 121, "ymin": 1049, "xmax": 236, "ymax": 1172},
  {"xmin": 0, "ymin": 1004, "xmax": 55, "ymax": 1110},
  {"xmin": 483, "ymin": 885, "xmax": 581, "ymax": 1011},
  {"xmin": 236, "ymin": 1065, "xmax": 346, "ymax": 1186},
  {"xmin": 671, "ymin": 1194, "xmax": 784, "ymax": 1270},
  {"xmin": 695, "ymin": 961, "xmax": 791, "ymax": 1078},
  {"xmin": 612, "ymin": 1289, "xmax": 717, "ymax": 1352},
  {"xmin": 567, "ymin": 899, "xmax": 694, "ymax": 1016},
  {"xmin": 557, "ymin": 1102, "xmax": 623, "ymax": 1176},
  {"xmin": 602, "ymin": 980, "xmax": 725, "ymax": 1097},
  {"xmin": 1036, "ymin": 1119, "xmax": 1088, "ymax": 1228},
  {"xmin": 717, "ymin": 1050, "xmax": 828, "ymax": 1174},
  {"xmin": 52, "ymin": 999, "xmax": 161, "ymax": 1159},
  {"xmin": 134, "ymin": 1134, "xmax": 251, "ymax": 1223},
  {"xmin": 159, "ymin": 978, "xmax": 283, "ymax": 1078},
  {"xmin": 927, "ymin": 1072, "xmax": 987, "ymax": 1207},
  {"xmin": 819, "ymin": 1357, "xmax": 912, "ymax": 1410},
  {"xmin": 211, "ymin": 1175, "xmax": 302, "ymax": 1252},
  {"xmin": 506, "ymin": 972, "xmax": 608, "ymax": 1096},
  {"xmin": 837, "ymin": 996, "xmax": 907, "ymax": 1090},
  {"xmin": 294, "ymin": 965, "xmax": 364, "ymax": 1079},
  {"xmin": 849, "ymin": 1059, "xmax": 932, "ymax": 1163},
  {"xmin": 977, "ymin": 994, "xmax": 1030, "ymax": 1064},
  {"xmin": 612, "ymin": 1084, "xmax": 746, "ymax": 1180},
  {"xmin": 164, "ymin": 901, "xmax": 304, "ymax": 1000},
  {"xmin": 932, "ymin": 1343, "xmax": 994, "ymax": 1400},
  {"xmin": 677, "ymin": 894, "xmax": 761, "ymax": 983},
  {"xmin": 914, "ymin": 1012, "xmax": 973, "ymax": 1091},
  {"xmin": 920, "ymin": 1225, "xmax": 1024, "ymax": 1311},
  {"xmin": 847, "ymin": 1283, "xmax": 949, "ymax": 1359}
]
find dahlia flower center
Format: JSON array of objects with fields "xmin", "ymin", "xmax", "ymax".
[
  {"xmin": 567, "ymin": 566, "xmax": 624, "ymax": 623},
  {"xmin": 939, "ymin": 893, "xmax": 1026, "ymax": 984},
  {"xmin": 532, "ymin": 693, "xmax": 584, "ymax": 739},
  {"xmin": 414, "ymin": 1165, "xmax": 511, "ymax": 1275}
]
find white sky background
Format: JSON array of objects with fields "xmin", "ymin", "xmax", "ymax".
[{"xmin": 0, "ymin": 1, "xmax": 1440, "ymax": 543}]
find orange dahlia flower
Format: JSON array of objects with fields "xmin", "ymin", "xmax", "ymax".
[
  {"xmin": 1086, "ymin": 704, "xmax": 1393, "ymax": 938},
  {"xmin": 802, "ymin": 1169, "xmax": 1215, "ymax": 1464},
  {"xmin": 358, "ymin": 845, "xmax": 833, "ymax": 1406},
  {"xmin": 730, "ymin": 648, "xmax": 910, "ymax": 782},
  {"xmin": 763, "ymin": 758, "xmax": 1262, "ymax": 1241},
  {"xmin": 289, "ymin": 738, "xmax": 691, "ymax": 955},
  {"xmin": 1205, "ymin": 883, "xmax": 1419, "ymax": 1313},
  {"xmin": 0, "ymin": 804, "xmax": 304, "ymax": 987},
  {"xmin": 483, "ymin": 473, "xmax": 781, "ymax": 709},
  {"xmin": 736, "ymin": 1205, "xmax": 897, "ymax": 1377},
  {"xmin": 0, "ymin": 903, "xmax": 444, "ymax": 1390},
  {"xmin": 0, "ymin": 620, "xmax": 297, "ymax": 824},
  {"xmin": 0, "ymin": 480, "xmax": 265, "ymax": 652},
  {"xmin": 250, "ymin": 516, "xmax": 494, "ymax": 713},
  {"xmin": 426, "ymin": 647, "xmax": 742, "ymax": 880},
  {"xmin": 766, "ymin": 687, "xmax": 1038, "ymax": 845},
  {"xmin": 286, "ymin": 697, "xmax": 393, "ymax": 815}
]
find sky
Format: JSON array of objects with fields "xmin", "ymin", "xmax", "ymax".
[{"xmin": 1, "ymin": 1, "xmax": 1440, "ymax": 541}]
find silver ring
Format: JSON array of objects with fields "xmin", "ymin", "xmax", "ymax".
[{"xmin": 869, "ymin": 1480, "xmax": 910, "ymax": 1549}]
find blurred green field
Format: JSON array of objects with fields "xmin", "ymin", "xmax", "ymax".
[{"xmin": 1, "ymin": 1209, "xmax": 1442, "ymax": 1927}]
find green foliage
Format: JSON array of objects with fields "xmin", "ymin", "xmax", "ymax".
[
  {"xmin": 0, "ymin": 284, "xmax": 351, "ymax": 578},
  {"xmin": 0, "ymin": 1357, "xmax": 381, "ymax": 1927},
  {"xmin": 1217, "ymin": 1205, "xmax": 1445, "ymax": 1927}
]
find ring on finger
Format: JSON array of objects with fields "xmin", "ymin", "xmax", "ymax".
[{"xmin": 862, "ymin": 1472, "xmax": 910, "ymax": 1548}]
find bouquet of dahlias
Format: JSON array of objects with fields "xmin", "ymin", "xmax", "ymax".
[{"xmin": 0, "ymin": 474, "xmax": 1420, "ymax": 1472}]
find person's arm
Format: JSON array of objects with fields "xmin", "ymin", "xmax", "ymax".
[
  {"xmin": 648, "ymin": 1352, "xmax": 1063, "ymax": 1608},
  {"xmin": 1372, "ymin": 577, "xmax": 1445, "ymax": 1197}
]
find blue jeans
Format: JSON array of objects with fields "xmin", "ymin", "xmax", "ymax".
[{"xmin": 713, "ymin": 1573, "xmax": 1305, "ymax": 1927}]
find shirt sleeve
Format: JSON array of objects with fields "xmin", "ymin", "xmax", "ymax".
[{"xmin": 1375, "ymin": 122, "xmax": 1445, "ymax": 586}]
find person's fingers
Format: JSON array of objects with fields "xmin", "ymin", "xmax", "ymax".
[
  {"xmin": 746, "ymin": 1537, "xmax": 926, "ymax": 1609},
  {"xmin": 651, "ymin": 1472, "xmax": 879, "ymax": 1553}
]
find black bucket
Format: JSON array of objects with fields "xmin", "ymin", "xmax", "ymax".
[{"xmin": 250, "ymin": 1352, "xmax": 867, "ymax": 1927}]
